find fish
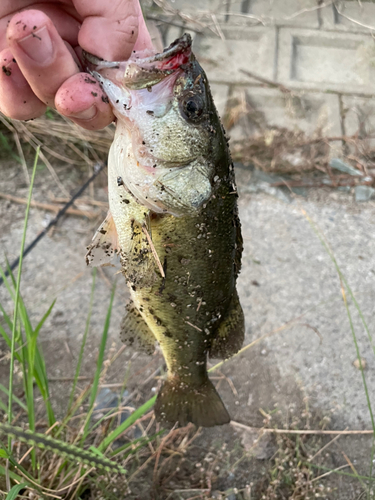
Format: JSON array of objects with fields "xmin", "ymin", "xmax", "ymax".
[{"xmin": 85, "ymin": 34, "xmax": 245, "ymax": 427}]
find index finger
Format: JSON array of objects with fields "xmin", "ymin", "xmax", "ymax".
[{"xmin": 72, "ymin": 0, "xmax": 153, "ymax": 61}]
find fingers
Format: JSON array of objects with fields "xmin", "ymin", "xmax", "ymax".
[
  {"xmin": 0, "ymin": 47, "xmax": 46, "ymax": 120},
  {"xmin": 73, "ymin": 0, "xmax": 153, "ymax": 60},
  {"xmin": 0, "ymin": 1, "xmax": 153, "ymax": 128},
  {"xmin": 55, "ymin": 73, "xmax": 114, "ymax": 130},
  {"xmin": 6, "ymin": 9, "xmax": 79, "ymax": 107},
  {"xmin": 0, "ymin": 2, "xmax": 82, "ymax": 50},
  {"xmin": 132, "ymin": 1, "xmax": 155, "ymax": 53}
]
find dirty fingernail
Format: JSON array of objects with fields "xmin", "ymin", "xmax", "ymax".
[
  {"xmin": 18, "ymin": 26, "xmax": 53, "ymax": 64},
  {"xmin": 69, "ymin": 105, "xmax": 97, "ymax": 120}
]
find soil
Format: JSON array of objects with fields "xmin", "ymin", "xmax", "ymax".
[{"xmin": 0, "ymin": 159, "xmax": 375, "ymax": 499}]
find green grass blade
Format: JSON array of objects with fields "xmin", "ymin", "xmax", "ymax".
[
  {"xmin": 33, "ymin": 349, "xmax": 55, "ymax": 426},
  {"xmin": 302, "ymin": 212, "xmax": 375, "ymax": 428},
  {"xmin": 8, "ymin": 147, "xmax": 39, "ymax": 454},
  {"xmin": 0, "ymin": 301, "xmax": 13, "ymax": 331},
  {"xmin": 0, "ymin": 465, "xmax": 29, "ymax": 488},
  {"xmin": 5, "ymin": 257, "xmax": 17, "ymax": 290},
  {"xmin": 80, "ymin": 282, "xmax": 116, "ymax": 443},
  {"xmin": 302, "ymin": 210, "xmax": 375, "ymax": 492},
  {"xmin": 0, "ymin": 324, "xmax": 22, "ymax": 363},
  {"xmin": 98, "ymin": 395, "xmax": 156, "ymax": 453},
  {"xmin": 67, "ymin": 269, "xmax": 96, "ymax": 414},
  {"xmin": 302, "ymin": 211, "xmax": 374, "ymax": 354},
  {"xmin": 3, "ymin": 263, "xmax": 56, "ymax": 426},
  {"xmin": 0, "ymin": 265, "xmax": 15, "ymax": 300},
  {"xmin": 33, "ymin": 299, "xmax": 56, "ymax": 338},
  {"xmin": 110, "ymin": 431, "xmax": 163, "ymax": 458},
  {"xmin": 5, "ymin": 483, "xmax": 28, "ymax": 500},
  {"xmin": 0, "ymin": 384, "xmax": 27, "ymax": 412}
]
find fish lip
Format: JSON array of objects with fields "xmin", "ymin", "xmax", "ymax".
[
  {"xmin": 82, "ymin": 33, "xmax": 192, "ymax": 71},
  {"xmin": 132, "ymin": 33, "xmax": 192, "ymax": 65}
]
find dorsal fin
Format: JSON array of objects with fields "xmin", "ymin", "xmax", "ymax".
[{"xmin": 85, "ymin": 211, "xmax": 120, "ymax": 267}]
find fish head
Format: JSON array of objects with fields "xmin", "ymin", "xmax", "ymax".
[{"xmin": 85, "ymin": 34, "xmax": 227, "ymax": 215}]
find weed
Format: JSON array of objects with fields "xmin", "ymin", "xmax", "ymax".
[{"xmin": 0, "ymin": 150, "xmax": 157, "ymax": 498}]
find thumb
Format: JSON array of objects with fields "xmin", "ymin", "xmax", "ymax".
[{"xmin": 72, "ymin": 0, "xmax": 153, "ymax": 61}]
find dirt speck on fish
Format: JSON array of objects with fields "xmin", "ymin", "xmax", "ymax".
[{"xmin": 85, "ymin": 34, "xmax": 245, "ymax": 427}]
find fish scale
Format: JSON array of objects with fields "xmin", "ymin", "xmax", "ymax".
[{"xmin": 85, "ymin": 34, "xmax": 245, "ymax": 427}]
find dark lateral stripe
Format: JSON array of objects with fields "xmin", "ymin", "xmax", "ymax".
[{"xmin": 0, "ymin": 423, "xmax": 126, "ymax": 474}]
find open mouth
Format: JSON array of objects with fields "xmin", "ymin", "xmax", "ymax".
[{"xmin": 83, "ymin": 34, "xmax": 192, "ymax": 90}]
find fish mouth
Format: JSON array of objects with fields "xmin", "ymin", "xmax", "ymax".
[
  {"xmin": 135, "ymin": 142, "xmax": 193, "ymax": 174},
  {"xmin": 83, "ymin": 34, "xmax": 192, "ymax": 89}
]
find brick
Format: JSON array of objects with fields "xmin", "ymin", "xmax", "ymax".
[
  {"xmin": 321, "ymin": 1, "xmax": 375, "ymax": 33},
  {"xmin": 277, "ymin": 28, "xmax": 375, "ymax": 95},
  {"xmin": 225, "ymin": 0, "xmax": 319, "ymax": 28},
  {"xmin": 226, "ymin": 86, "xmax": 342, "ymax": 142},
  {"xmin": 193, "ymin": 27, "xmax": 277, "ymax": 84}
]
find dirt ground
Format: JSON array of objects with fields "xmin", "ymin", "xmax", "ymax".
[{"xmin": 1, "ymin": 157, "xmax": 375, "ymax": 499}]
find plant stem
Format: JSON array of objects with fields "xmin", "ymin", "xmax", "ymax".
[{"xmin": 8, "ymin": 147, "xmax": 39, "ymax": 450}]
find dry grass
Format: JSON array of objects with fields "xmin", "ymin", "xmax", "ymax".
[
  {"xmin": 1, "ymin": 53, "xmax": 375, "ymax": 496},
  {"xmin": 222, "ymin": 91, "xmax": 375, "ymax": 189}
]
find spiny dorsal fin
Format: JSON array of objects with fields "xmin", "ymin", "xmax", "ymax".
[{"xmin": 86, "ymin": 211, "xmax": 119, "ymax": 267}]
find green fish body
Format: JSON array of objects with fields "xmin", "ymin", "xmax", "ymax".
[{"xmin": 86, "ymin": 35, "xmax": 245, "ymax": 427}]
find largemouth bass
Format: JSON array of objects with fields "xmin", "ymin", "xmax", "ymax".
[{"xmin": 85, "ymin": 34, "xmax": 244, "ymax": 427}]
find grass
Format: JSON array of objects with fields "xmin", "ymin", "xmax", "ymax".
[
  {"xmin": 0, "ymin": 107, "xmax": 374, "ymax": 498},
  {"xmin": 0, "ymin": 149, "xmax": 159, "ymax": 498},
  {"xmin": 0, "ymin": 262, "xmax": 160, "ymax": 497}
]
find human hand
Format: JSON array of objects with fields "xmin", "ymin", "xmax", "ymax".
[{"xmin": 0, "ymin": 0, "xmax": 153, "ymax": 129}]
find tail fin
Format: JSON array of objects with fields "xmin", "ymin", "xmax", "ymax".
[{"xmin": 154, "ymin": 377, "xmax": 230, "ymax": 427}]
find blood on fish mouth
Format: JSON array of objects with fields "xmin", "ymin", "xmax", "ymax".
[{"xmin": 83, "ymin": 34, "xmax": 192, "ymax": 83}]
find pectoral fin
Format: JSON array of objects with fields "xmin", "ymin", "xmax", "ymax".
[
  {"xmin": 209, "ymin": 289, "xmax": 245, "ymax": 359},
  {"xmin": 85, "ymin": 211, "xmax": 119, "ymax": 267},
  {"xmin": 122, "ymin": 218, "xmax": 158, "ymax": 287},
  {"xmin": 120, "ymin": 302, "xmax": 156, "ymax": 355}
]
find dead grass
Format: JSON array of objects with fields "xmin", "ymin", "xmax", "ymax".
[
  {"xmin": 1, "ymin": 67, "xmax": 375, "ymax": 497},
  {"xmin": 221, "ymin": 82, "xmax": 375, "ymax": 190}
]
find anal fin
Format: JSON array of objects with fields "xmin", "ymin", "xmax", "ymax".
[
  {"xmin": 85, "ymin": 211, "xmax": 119, "ymax": 267},
  {"xmin": 120, "ymin": 302, "xmax": 156, "ymax": 355},
  {"xmin": 209, "ymin": 289, "xmax": 245, "ymax": 359}
]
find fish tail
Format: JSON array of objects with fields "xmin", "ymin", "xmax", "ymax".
[{"xmin": 154, "ymin": 377, "xmax": 230, "ymax": 427}]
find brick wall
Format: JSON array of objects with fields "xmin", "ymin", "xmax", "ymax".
[{"xmin": 154, "ymin": 0, "xmax": 375, "ymax": 157}]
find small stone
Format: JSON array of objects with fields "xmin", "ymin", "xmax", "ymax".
[
  {"xmin": 353, "ymin": 357, "xmax": 366, "ymax": 370},
  {"xmin": 330, "ymin": 158, "xmax": 363, "ymax": 177},
  {"xmin": 355, "ymin": 185, "xmax": 375, "ymax": 202}
]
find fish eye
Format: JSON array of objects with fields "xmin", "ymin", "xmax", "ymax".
[{"xmin": 180, "ymin": 93, "xmax": 205, "ymax": 122}]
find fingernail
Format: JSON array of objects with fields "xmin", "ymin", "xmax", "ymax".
[
  {"xmin": 18, "ymin": 26, "xmax": 53, "ymax": 64},
  {"xmin": 69, "ymin": 105, "xmax": 97, "ymax": 120}
]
